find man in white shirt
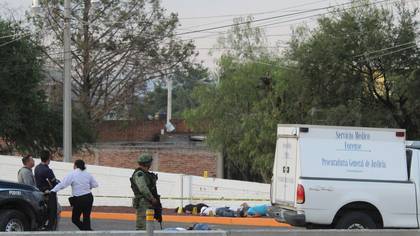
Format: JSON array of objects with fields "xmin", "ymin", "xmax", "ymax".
[{"xmin": 51, "ymin": 160, "xmax": 98, "ymax": 231}]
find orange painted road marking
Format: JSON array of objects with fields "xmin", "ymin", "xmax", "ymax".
[{"xmin": 60, "ymin": 211, "xmax": 290, "ymax": 227}]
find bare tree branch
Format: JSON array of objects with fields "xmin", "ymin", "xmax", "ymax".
[{"xmin": 33, "ymin": 0, "xmax": 197, "ymax": 121}]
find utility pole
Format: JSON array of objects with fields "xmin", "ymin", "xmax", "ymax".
[
  {"xmin": 63, "ymin": 0, "xmax": 72, "ymax": 162},
  {"xmin": 166, "ymin": 77, "xmax": 172, "ymax": 125}
]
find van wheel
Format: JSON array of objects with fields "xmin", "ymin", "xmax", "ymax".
[
  {"xmin": 0, "ymin": 210, "xmax": 29, "ymax": 232},
  {"xmin": 335, "ymin": 211, "xmax": 377, "ymax": 229}
]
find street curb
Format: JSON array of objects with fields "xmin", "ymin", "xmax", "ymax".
[{"xmin": 60, "ymin": 211, "xmax": 290, "ymax": 227}]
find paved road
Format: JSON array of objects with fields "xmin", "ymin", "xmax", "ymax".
[{"xmin": 58, "ymin": 218, "xmax": 290, "ymax": 231}]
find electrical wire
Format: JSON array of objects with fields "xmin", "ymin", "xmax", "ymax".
[
  {"xmin": 0, "ymin": 33, "xmax": 31, "ymax": 48},
  {"xmin": 176, "ymin": 0, "xmax": 330, "ymax": 31},
  {"xmin": 180, "ymin": 0, "xmax": 401, "ymax": 41},
  {"xmin": 16, "ymin": 0, "xmax": 418, "ymax": 66},
  {"xmin": 174, "ymin": 0, "xmax": 387, "ymax": 36},
  {"xmin": 197, "ymin": 45, "xmax": 288, "ymax": 50},
  {"xmin": 182, "ymin": 32, "xmax": 291, "ymax": 41},
  {"xmin": 253, "ymin": 0, "xmax": 403, "ymax": 29},
  {"xmin": 178, "ymin": 0, "xmax": 329, "ymax": 20},
  {"xmin": 0, "ymin": 33, "xmax": 27, "ymax": 39},
  {"xmin": 355, "ymin": 41, "xmax": 417, "ymax": 58},
  {"xmin": 255, "ymin": 0, "xmax": 412, "ymax": 31},
  {"xmin": 365, "ymin": 44, "xmax": 418, "ymax": 59}
]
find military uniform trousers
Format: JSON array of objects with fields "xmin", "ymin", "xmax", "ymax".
[{"xmin": 134, "ymin": 198, "xmax": 152, "ymax": 230}]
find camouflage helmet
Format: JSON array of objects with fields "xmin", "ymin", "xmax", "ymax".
[{"xmin": 137, "ymin": 153, "xmax": 153, "ymax": 164}]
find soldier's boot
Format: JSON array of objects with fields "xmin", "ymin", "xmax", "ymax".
[{"xmin": 136, "ymin": 207, "xmax": 147, "ymax": 230}]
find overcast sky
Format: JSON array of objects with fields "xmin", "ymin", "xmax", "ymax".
[{"xmin": 1, "ymin": 0, "xmax": 418, "ymax": 68}]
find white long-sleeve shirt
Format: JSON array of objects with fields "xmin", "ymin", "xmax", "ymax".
[{"xmin": 51, "ymin": 168, "xmax": 98, "ymax": 197}]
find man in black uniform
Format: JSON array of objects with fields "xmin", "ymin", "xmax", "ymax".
[{"xmin": 34, "ymin": 150, "xmax": 59, "ymax": 230}]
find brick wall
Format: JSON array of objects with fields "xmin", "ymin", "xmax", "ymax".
[
  {"xmin": 154, "ymin": 149, "xmax": 217, "ymax": 177},
  {"xmin": 62, "ymin": 119, "xmax": 218, "ymax": 177},
  {"xmin": 97, "ymin": 119, "xmax": 191, "ymax": 142},
  {"xmin": 72, "ymin": 146, "xmax": 218, "ymax": 177}
]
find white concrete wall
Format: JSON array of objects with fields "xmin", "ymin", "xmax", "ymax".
[{"xmin": 0, "ymin": 155, "xmax": 269, "ymax": 208}]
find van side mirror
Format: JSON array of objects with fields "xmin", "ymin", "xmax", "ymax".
[{"xmin": 406, "ymin": 150, "xmax": 413, "ymax": 180}]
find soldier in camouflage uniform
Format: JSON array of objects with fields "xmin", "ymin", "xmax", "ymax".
[{"xmin": 130, "ymin": 154, "xmax": 161, "ymax": 230}]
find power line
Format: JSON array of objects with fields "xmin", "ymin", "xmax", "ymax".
[
  {"xmin": 366, "ymin": 44, "xmax": 418, "ymax": 59},
  {"xmin": 181, "ymin": 24, "xmax": 298, "ymax": 41},
  {"xmin": 183, "ymin": 13, "xmax": 306, "ymax": 41},
  {"xmin": 176, "ymin": 0, "xmax": 397, "ymax": 38},
  {"xmin": 197, "ymin": 46, "xmax": 288, "ymax": 50},
  {"xmin": 179, "ymin": 3, "xmax": 357, "ymax": 41},
  {"xmin": 184, "ymin": 0, "xmax": 412, "ymax": 46},
  {"xmin": 253, "ymin": 14, "xmax": 319, "ymax": 29},
  {"xmin": 178, "ymin": 0, "xmax": 329, "ymax": 20},
  {"xmin": 253, "ymin": 0, "xmax": 402, "ymax": 29},
  {"xmin": 0, "ymin": 33, "xmax": 27, "ymax": 39},
  {"xmin": 252, "ymin": 60, "xmax": 296, "ymax": 71},
  {"xmin": 183, "ymin": 33, "xmax": 291, "ymax": 42},
  {"xmin": 177, "ymin": 0, "xmax": 330, "ymax": 31},
  {"xmin": 230, "ymin": 58, "xmax": 296, "ymax": 71},
  {"xmin": 49, "ymin": 0, "xmax": 327, "ymax": 36},
  {"xmin": 0, "ymin": 33, "xmax": 31, "ymax": 48},
  {"xmin": 25, "ymin": 0, "xmax": 417, "ymax": 64},
  {"xmin": 355, "ymin": 41, "xmax": 417, "ymax": 58},
  {"xmin": 258, "ymin": 0, "xmax": 415, "ymax": 31},
  {"xmin": 174, "ymin": 0, "xmax": 374, "ymax": 36}
]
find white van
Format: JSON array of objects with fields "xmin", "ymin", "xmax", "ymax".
[{"xmin": 270, "ymin": 124, "xmax": 420, "ymax": 229}]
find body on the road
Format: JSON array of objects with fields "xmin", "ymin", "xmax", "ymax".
[
  {"xmin": 17, "ymin": 155, "xmax": 36, "ymax": 187},
  {"xmin": 130, "ymin": 153, "xmax": 161, "ymax": 230},
  {"xmin": 52, "ymin": 159, "xmax": 98, "ymax": 231}
]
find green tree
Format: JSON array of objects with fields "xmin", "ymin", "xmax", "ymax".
[
  {"xmin": 186, "ymin": 1, "xmax": 420, "ymax": 182},
  {"xmin": 215, "ymin": 16, "xmax": 269, "ymax": 60},
  {"xmin": 32, "ymin": 0, "xmax": 197, "ymax": 122},
  {"xmin": 185, "ymin": 18, "xmax": 289, "ymax": 182},
  {"xmin": 0, "ymin": 18, "xmax": 94, "ymax": 155},
  {"xmin": 287, "ymin": 0, "xmax": 420, "ymax": 138}
]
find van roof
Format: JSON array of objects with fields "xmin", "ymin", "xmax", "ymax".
[{"xmin": 277, "ymin": 124, "xmax": 405, "ymax": 132}]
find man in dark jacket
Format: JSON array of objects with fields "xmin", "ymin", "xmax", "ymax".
[{"xmin": 34, "ymin": 150, "xmax": 59, "ymax": 230}]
